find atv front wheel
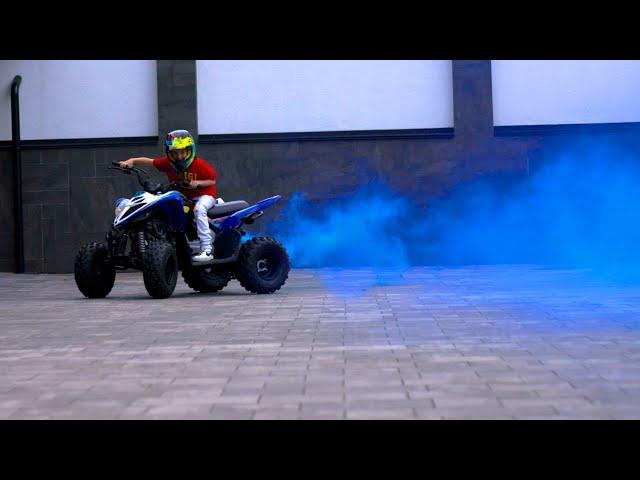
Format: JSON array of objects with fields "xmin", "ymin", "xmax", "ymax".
[
  {"xmin": 235, "ymin": 236, "xmax": 290, "ymax": 294},
  {"xmin": 182, "ymin": 265, "xmax": 231, "ymax": 293},
  {"xmin": 142, "ymin": 241, "xmax": 178, "ymax": 299},
  {"xmin": 74, "ymin": 241, "xmax": 116, "ymax": 298}
]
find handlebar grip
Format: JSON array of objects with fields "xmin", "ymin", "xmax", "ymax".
[
  {"xmin": 169, "ymin": 181, "xmax": 191, "ymax": 189},
  {"xmin": 111, "ymin": 160, "xmax": 122, "ymax": 166}
]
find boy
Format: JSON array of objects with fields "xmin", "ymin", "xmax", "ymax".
[{"xmin": 119, "ymin": 129, "xmax": 218, "ymax": 262}]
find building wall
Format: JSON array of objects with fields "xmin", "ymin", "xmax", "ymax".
[
  {"xmin": 492, "ymin": 60, "xmax": 640, "ymax": 126},
  {"xmin": 196, "ymin": 60, "xmax": 454, "ymax": 134},
  {"xmin": 0, "ymin": 60, "xmax": 160, "ymax": 273},
  {"xmin": 199, "ymin": 60, "xmax": 535, "ymax": 222},
  {"xmin": 2, "ymin": 60, "xmax": 640, "ymax": 273},
  {"xmin": 0, "ymin": 61, "xmax": 158, "ymax": 140}
]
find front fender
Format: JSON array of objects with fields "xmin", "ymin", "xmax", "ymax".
[
  {"xmin": 114, "ymin": 191, "xmax": 187, "ymax": 230},
  {"xmin": 155, "ymin": 191, "xmax": 188, "ymax": 230}
]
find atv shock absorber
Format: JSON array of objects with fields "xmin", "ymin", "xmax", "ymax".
[{"xmin": 137, "ymin": 230, "xmax": 146, "ymax": 255}]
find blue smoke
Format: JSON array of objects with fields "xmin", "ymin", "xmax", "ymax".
[
  {"xmin": 415, "ymin": 139, "xmax": 640, "ymax": 271},
  {"xmin": 266, "ymin": 185, "xmax": 412, "ymax": 269},
  {"xmin": 258, "ymin": 137, "xmax": 640, "ymax": 281}
]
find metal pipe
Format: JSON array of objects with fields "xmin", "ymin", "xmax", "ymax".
[{"xmin": 11, "ymin": 75, "xmax": 24, "ymax": 273}]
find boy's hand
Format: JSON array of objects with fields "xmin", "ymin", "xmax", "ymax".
[
  {"xmin": 119, "ymin": 159, "xmax": 134, "ymax": 169},
  {"xmin": 188, "ymin": 180, "xmax": 200, "ymax": 189}
]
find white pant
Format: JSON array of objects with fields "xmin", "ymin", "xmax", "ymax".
[{"xmin": 193, "ymin": 195, "xmax": 217, "ymax": 251}]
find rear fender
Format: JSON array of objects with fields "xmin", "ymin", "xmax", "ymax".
[{"xmin": 218, "ymin": 195, "xmax": 281, "ymax": 232}]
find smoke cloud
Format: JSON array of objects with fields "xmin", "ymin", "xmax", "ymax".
[{"xmin": 259, "ymin": 137, "xmax": 640, "ymax": 281}]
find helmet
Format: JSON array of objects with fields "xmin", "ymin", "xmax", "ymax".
[{"xmin": 165, "ymin": 129, "xmax": 196, "ymax": 172}]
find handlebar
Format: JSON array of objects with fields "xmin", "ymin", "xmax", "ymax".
[
  {"xmin": 108, "ymin": 161, "xmax": 193, "ymax": 194},
  {"xmin": 110, "ymin": 160, "xmax": 146, "ymax": 175},
  {"xmin": 168, "ymin": 180, "xmax": 194, "ymax": 190}
]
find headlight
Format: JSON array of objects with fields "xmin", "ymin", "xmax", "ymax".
[{"xmin": 114, "ymin": 198, "xmax": 129, "ymax": 218}]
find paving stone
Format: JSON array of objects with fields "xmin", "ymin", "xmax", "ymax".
[
  {"xmin": 144, "ymin": 405, "xmax": 215, "ymax": 419},
  {"xmin": 254, "ymin": 409, "xmax": 301, "ymax": 420},
  {"xmin": 160, "ymin": 388, "xmax": 224, "ymax": 399},
  {"xmin": 345, "ymin": 391, "xmax": 408, "ymax": 402},
  {"xmin": 300, "ymin": 403, "xmax": 346, "ymax": 419},
  {"xmin": 298, "ymin": 411, "xmax": 346, "ymax": 420},
  {"xmin": 208, "ymin": 407, "xmax": 256, "ymax": 420},
  {"xmin": 3, "ymin": 267, "xmax": 640, "ymax": 419},
  {"xmin": 433, "ymin": 397, "xmax": 502, "ymax": 409},
  {"xmin": 346, "ymin": 409, "xmax": 417, "ymax": 420},
  {"xmin": 0, "ymin": 407, "xmax": 21, "ymax": 419},
  {"xmin": 440, "ymin": 411, "xmax": 516, "ymax": 420}
]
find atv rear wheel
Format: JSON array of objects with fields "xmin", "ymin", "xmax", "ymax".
[
  {"xmin": 142, "ymin": 241, "xmax": 178, "ymax": 299},
  {"xmin": 74, "ymin": 241, "xmax": 116, "ymax": 298},
  {"xmin": 235, "ymin": 236, "xmax": 290, "ymax": 294},
  {"xmin": 182, "ymin": 265, "xmax": 231, "ymax": 293}
]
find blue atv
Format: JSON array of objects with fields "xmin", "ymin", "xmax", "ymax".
[{"xmin": 74, "ymin": 161, "xmax": 290, "ymax": 299}]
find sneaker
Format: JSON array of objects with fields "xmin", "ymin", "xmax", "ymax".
[{"xmin": 192, "ymin": 248, "xmax": 213, "ymax": 262}]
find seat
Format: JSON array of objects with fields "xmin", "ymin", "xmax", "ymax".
[{"xmin": 207, "ymin": 200, "xmax": 250, "ymax": 219}]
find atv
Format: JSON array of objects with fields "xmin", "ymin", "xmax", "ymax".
[{"xmin": 74, "ymin": 161, "xmax": 290, "ymax": 299}]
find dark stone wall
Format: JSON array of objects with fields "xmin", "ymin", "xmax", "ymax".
[
  {"xmin": 1, "ymin": 144, "xmax": 166, "ymax": 273},
  {"xmin": 197, "ymin": 136, "xmax": 537, "ymax": 222},
  {"xmin": 0, "ymin": 148, "xmax": 14, "ymax": 272},
  {"xmin": 157, "ymin": 60, "xmax": 198, "ymax": 141}
]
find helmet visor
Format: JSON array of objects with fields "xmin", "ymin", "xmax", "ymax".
[{"xmin": 166, "ymin": 130, "xmax": 194, "ymax": 150}]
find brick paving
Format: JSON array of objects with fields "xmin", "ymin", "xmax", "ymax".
[{"xmin": 2, "ymin": 265, "xmax": 640, "ymax": 419}]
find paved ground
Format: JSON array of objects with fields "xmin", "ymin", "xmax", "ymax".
[{"xmin": 2, "ymin": 266, "xmax": 640, "ymax": 419}]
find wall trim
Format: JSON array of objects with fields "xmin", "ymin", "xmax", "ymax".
[
  {"xmin": 199, "ymin": 128, "xmax": 454, "ymax": 144},
  {"xmin": 494, "ymin": 122, "xmax": 640, "ymax": 137},
  {"xmin": 0, "ymin": 136, "xmax": 158, "ymax": 150}
]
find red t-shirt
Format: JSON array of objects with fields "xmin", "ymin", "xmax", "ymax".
[{"xmin": 153, "ymin": 156, "xmax": 218, "ymax": 199}]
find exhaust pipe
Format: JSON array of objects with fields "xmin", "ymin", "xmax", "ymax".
[{"xmin": 11, "ymin": 75, "xmax": 24, "ymax": 274}]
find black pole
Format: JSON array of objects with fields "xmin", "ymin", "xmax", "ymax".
[{"xmin": 11, "ymin": 75, "xmax": 24, "ymax": 274}]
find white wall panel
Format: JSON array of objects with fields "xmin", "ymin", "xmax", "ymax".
[
  {"xmin": 197, "ymin": 60, "xmax": 453, "ymax": 134},
  {"xmin": 0, "ymin": 60, "xmax": 158, "ymax": 140},
  {"xmin": 492, "ymin": 60, "xmax": 640, "ymax": 126}
]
